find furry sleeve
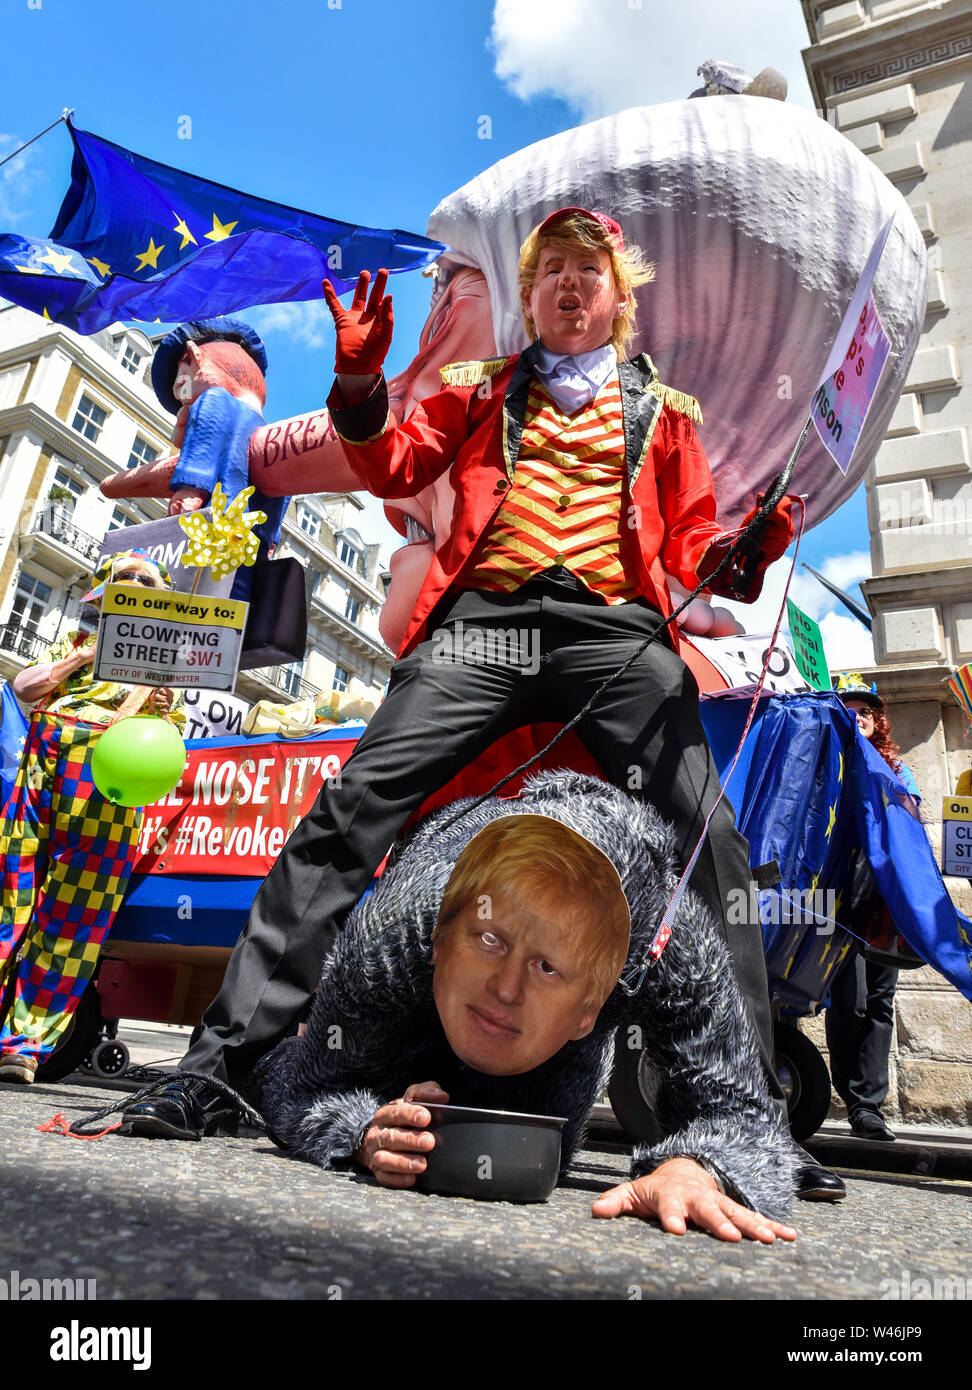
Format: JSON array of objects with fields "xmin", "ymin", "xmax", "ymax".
[
  {"xmin": 249, "ymin": 840, "xmax": 447, "ymax": 1170},
  {"xmin": 625, "ymin": 891, "xmax": 798, "ymax": 1220}
]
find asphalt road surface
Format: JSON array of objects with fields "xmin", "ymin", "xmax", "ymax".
[{"xmin": 3, "ymin": 1054, "xmax": 970, "ymax": 1307}]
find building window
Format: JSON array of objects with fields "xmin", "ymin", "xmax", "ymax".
[
  {"xmin": 52, "ymin": 466, "xmax": 86, "ymax": 502},
  {"xmin": 344, "ymin": 594, "xmax": 361, "ymax": 624},
  {"xmin": 127, "ymin": 436, "xmax": 160, "ymax": 470},
  {"xmin": 338, "ymin": 537, "xmax": 360, "ymax": 569},
  {"xmin": 333, "ymin": 664, "xmax": 350, "ymax": 693},
  {"xmin": 298, "ymin": 507, "xmax": 321, "ymax": 541},
  {"xmin": 108, "ymin": 506, "xmax": 141, "ymax": 532},
  {"xmin": 281, "ymin": 663, "xmax": 303, "ymax": 698},
  {"xmin": 121, "ymin": 344, "xmax": 144, "ymax": 376},
  {"xmin": 10, "ymin": 572, "xmax": 52, "ymax": 636},
  {"xmin": 72, "ymin": 393, "xmax": 108, "ymax": 443}
]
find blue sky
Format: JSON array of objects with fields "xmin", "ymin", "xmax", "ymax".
[{"xmin": 0, "ymin": 0, "xmax": 874, "ymax": 668}]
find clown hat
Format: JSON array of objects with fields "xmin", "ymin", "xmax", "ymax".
[
  {"xmin": 834, "ymin": 672, "xmax": 884, "ymax": 710},
  {"xmin": 80, "ymin": 549, "xmax": 173, "ymax": 604}
]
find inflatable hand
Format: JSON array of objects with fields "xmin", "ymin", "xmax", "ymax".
[{"xmin": 322, "ymin": 269, "xmax": 394, "ymax": 375}]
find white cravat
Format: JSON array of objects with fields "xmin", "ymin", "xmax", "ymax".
[{"xmin": 533, "ymin": 343, "xmax": 618, "ymax": 414}]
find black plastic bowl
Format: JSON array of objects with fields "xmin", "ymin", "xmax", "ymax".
[{"xmin": 416, "ymin": 1103, "xmax": 567, "ymax": 1203}]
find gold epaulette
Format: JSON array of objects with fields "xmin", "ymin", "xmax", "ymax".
[
  {"xmin": 649, "ymin": 381, "xmax": 704, "ymax": 426},
  {"xmin": 439, "ymin": 356, "xmax": 512, "ymax": 387}
]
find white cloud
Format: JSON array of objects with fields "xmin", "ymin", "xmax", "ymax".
[
  {"xmin": 720, "ymin": 548, "xmax": 874, "ymax": 672},
  {"xmin": 817, "ymin": 611, "xmax": 874, "ymax": 672},
  {"xmin": 489, "ymin": 0, "xmax": 814, "ymax": 121},
  {"xmin": 0, "ymin": 134, "xmax": 43, "ymax": 225},
  {"xmin": 247, "ymin": 300, "xmax": 331, "ymax": 351}
]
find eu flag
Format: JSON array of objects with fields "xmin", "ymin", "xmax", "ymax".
[
  {"xmin": 701, "ymin": 692, "xmax": 972, "ymax": 1005},
  {"xmin": 0, "ymin": 682, "xmax": 29, "ymax": 810},
  {"xmin": 0, "ymin": 122, "xmax": 446, "ymax": 333},
  {"xmin": 848, "ymin": 730, "xmax": 972, "ymax": 1000}
]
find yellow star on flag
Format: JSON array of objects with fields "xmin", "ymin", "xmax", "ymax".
[
  {"xmin": 824, "ymin": 802, "xmax": 837, "ymax": 841},
  {"xmin": 42, "ymin": 308, "xmax": 51, "ymax": 320},
  {"xmin": 178, "ymin": 484, "xmax": 267, "ymax": 580},
  {"xmin": 15, "ymin": 265, "xmax": 44, "ymax": 275},
  {"xmin": 134, "ymin": 238, "xmax": 164, "ymax": 271},
  {"xmin": 204, "ymin": 213, "xmax": 238, "ymax": 243},
  {"xmin": 87, "ymin": 256, "xmax": 111, "ymax": 277},
  {"xmin": 838, "ymin": 751, "xmax": 844, "ymax": 784},
  {"xmin": 172, "ymin": 213, "xmax": 197, "ymax": 250},
  {"xmin": 40, "ymin": 246, "xmax": 76, "ymax": 275}
]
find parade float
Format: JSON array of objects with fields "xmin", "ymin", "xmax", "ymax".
[{"xmin": 2, "ymin": 86, "xmax": 969, "ymax": 1140}]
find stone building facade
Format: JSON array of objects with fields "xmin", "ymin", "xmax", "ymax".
[{"xmin": 800, "ymin": 0, "xmax": 972, "ymax": 1123}]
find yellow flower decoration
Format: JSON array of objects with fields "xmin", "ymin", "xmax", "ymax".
[{"xmin": 178, "ymin": 484, "xmax": 268, "ymax": 579}]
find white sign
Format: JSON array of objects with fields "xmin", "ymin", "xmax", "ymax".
[
  {"xmin": 93, "ymin": 584, "xmax": 248, "ymax": 693},
  {"xmin": 691, "ymin": 634, "xmax": 809, "ymax": 696},
  {"xmin": 180, "ymin": 687, "xmax": 252, "ymax": 740},
  {"xmin": 815, "ymin": 215, "xmax": 895, "ymax": 390},
  {"xmin": 812, "ymin": 292, "xmax": 891, "ymax": 475},
  {"xmin": 942, "ymin": 796, "xmax": 972, "ymax": 879}
]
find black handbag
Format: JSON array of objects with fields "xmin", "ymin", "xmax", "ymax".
[{"xmin": 237, "ymin": 555, "xmax": 310, "ymax": 670}]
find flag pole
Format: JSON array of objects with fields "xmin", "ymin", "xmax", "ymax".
[
  {"xmin": 728, "ymin": 413, "xmax": 814, "ymax": 597},
  {"xmin": 0, "ymin": 109, "xmax": 73, "ymax": 172}
]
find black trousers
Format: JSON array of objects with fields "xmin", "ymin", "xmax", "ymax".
[
  {"xmin": 825, "ymin": 948, "xmax": 898, "ymax": 1116},
  {"xmin": 182, "ymin": 579, "xmax": 782, "ymax": 1105}
]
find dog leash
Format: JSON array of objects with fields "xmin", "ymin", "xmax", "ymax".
[{"xmin": 619, "ymin": 497, "xmax": 808, "ymax": 993}]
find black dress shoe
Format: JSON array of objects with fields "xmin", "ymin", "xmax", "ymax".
[
  {"xmin": 794, "ymin": 1145, "xmax": 847, "ymax": 1201},
  {"xmin": 850, "ymin": 1109, "xmax": 896, "ymax": 1142},
  {"xmin": 118, "ymin": 1076, "xmax": 240, "ymax": 1141}
]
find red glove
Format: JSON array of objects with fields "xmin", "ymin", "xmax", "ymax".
[
  {"xmin": 697, "ymin": 495, "xmax": 796, "ymax": 603},
  {"xmin": 322, "ymin": 268, "xmax": 394, "ymax": 375},
  {"xmin": 742, "ymin": 493, "xmax": 796, "ymax": 561}
]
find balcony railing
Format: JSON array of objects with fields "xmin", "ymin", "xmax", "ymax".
[
  {"xmin": 0, "ymin": 625, "xmax": 49, "ymax": 662},
  {"xmin": 242, "ymin": 664, "xmax": 319, "ymax": 702},
  {"xmin": 29, "ymin": 508, "xmax": 102, "ymax": 565}
]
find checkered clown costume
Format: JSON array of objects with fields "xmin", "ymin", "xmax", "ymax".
[{"xmin": 0, "ymin": 550, "xmax": 184, "ymax": 1059}]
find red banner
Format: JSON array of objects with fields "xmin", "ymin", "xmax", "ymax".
[{"xmin": 133, "ymin": 737, "xmax": 360, "ymax": 875}]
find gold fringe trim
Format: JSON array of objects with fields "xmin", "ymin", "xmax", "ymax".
[
  {"xmin": 439, "ymin": 356, "xmax": 511, "ymax": 387},
  {"xmin": 650, "ymin": 381, "xmax": 703, "ymax": 426}
]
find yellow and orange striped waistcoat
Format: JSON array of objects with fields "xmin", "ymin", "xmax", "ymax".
[{"xmin": 462, "ymin": 374, "xmax": 642, "ymax": 603}]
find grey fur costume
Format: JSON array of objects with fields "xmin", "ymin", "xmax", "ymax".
[{"xmin": 252, "ymin": 771, "xmax": 797, "ymax": 1218}]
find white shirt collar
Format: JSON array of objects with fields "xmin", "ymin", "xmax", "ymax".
[{"xmin": 533, "ymin": 342, "xmax": 618, "ymax": 414}]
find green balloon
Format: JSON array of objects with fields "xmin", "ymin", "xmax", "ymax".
[{"xmin": 91, "ymin": 716, "xmax": 187, "ymax": 808}]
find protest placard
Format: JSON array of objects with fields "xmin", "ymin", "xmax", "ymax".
[
  {"xmin": 93, "ymin": 584, "xmax": 248, "ymax": 693},
  {"xmin": 786, "ymin": 599, "xmax": 831, "ymax": 691},
  {"xmin": 942, "ymin": 796, "xmax": 972, "ymax": 880}
]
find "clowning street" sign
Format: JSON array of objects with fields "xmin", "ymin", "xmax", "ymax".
[{"xmin": 93, "ymin": 584, "xmax": 247, "ymax": 693}]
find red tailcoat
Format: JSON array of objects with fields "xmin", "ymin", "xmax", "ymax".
[{"xmin": 328, "ymin": 346, "xmax": 726, "ymax": 659}]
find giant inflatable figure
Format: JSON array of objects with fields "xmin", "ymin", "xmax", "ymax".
[
  {"xmin": 105, "ymin": 96, "xmax": 927, "ymax": 653},
  {"xmin": 128, "ymin": 319, "xmax": 287, "ymax": 603}
]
